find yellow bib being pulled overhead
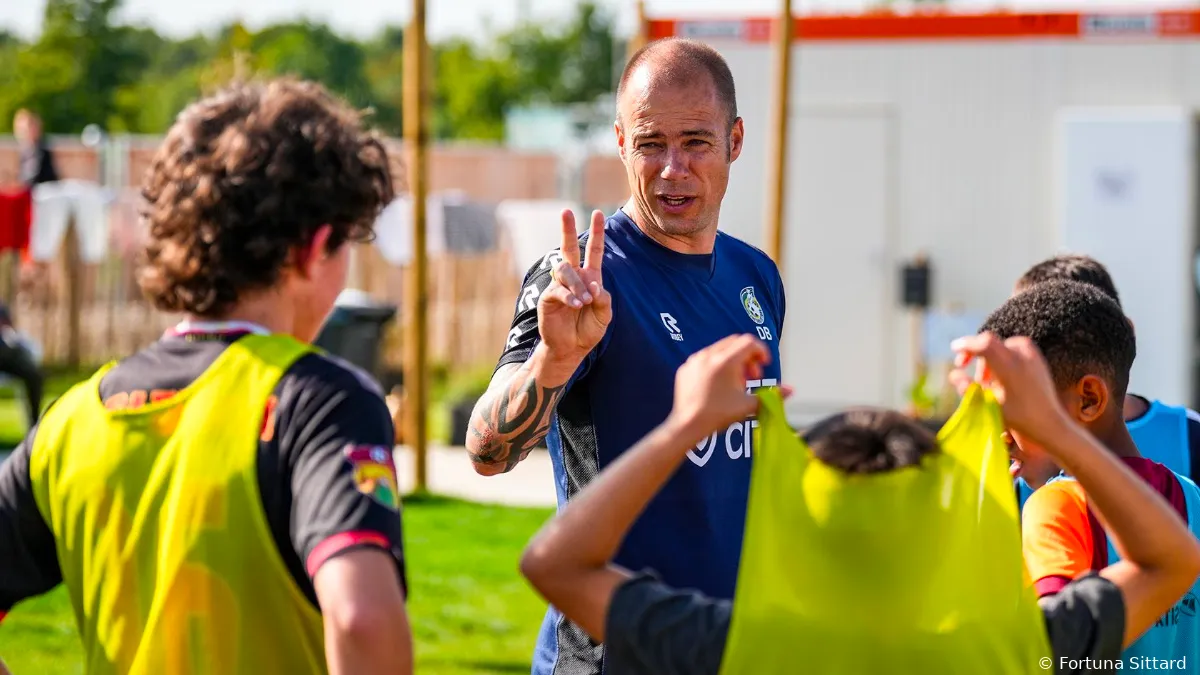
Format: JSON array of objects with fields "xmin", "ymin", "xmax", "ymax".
[
  {"xmin": 719, "ymin": 386, "xmax": 1052, "ymax": 674},
  {"xmin": 28, "ymin": 334, "xmax": 328, "ymax": 675}
]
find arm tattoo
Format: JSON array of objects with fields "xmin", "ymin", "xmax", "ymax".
[{"xmin": 468, "ymin": 364, "xmax": 566, "ymax": 473}]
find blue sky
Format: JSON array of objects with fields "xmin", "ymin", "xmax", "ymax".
[{"xmin": 1, "ymin": 0, "xmax": 1183, "ymax": 42}]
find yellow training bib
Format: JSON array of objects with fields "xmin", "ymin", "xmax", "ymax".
[
  {"xmin": 29, "ymin": 334, "xmax": 328, "ymax": 675},
  {"xmin": 719, "ymin": 386, "xmax": 1052, "ymax": 674}
]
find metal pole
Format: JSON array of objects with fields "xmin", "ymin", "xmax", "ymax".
[
  {"xmin": 764, "ymin": 0, "xmax": 793, "ymax": 266},
  {"xmin": 404, "ymin": 0, "xmax": 430, "ymax": 493}
]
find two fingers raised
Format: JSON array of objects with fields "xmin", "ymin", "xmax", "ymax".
[
  {"xmin": 558, "ymin": 209, "xmax": 606, "ymax": 272},
  {"xmin": 551, "ymin": 209, "xmax": 607, "ymax": 308}
]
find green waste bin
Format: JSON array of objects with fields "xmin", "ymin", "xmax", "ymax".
[{"xmin": 314, "ymin": 290, "xmax": 397, "ymax": 386}]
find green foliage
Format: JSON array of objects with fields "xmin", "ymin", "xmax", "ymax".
[
  {"xmin": 1, "ymin": 0, "xmax": 153, "ymax": 133},
  {"xmin": 253, "ymin": 21, "xmax": 374, "ymax": 107},
  {"xmin": 906, "ymin": 371, "xmax": 938, "ymax": 419},
  {"xmin": 2, "ymin": 0, "xmax": 619, "ymax": 140},
  {"xmin": 906, "ymin": 368, "xmax": 964, "ymax": 423},
  {"xmin": 0, "ymin": 365, "xmax": 99, "ymax": 449},
  {"xmin": 443, "ymin": 364, "xmax": 495, "ymax": 405},
  {"xmin": 433, "ymin": 38, "xmax": 518, "ymax": 141}
]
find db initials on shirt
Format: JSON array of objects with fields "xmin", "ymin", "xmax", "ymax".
[{"xmin": 686, "ymin": 378, "xmax": 777, "ymax": 467}]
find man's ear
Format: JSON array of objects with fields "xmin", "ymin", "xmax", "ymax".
[
  {"xmin": 1076, "ymin": 375, "xmax": 1111, "ymax": 424},
  {"xmin": 729, "ymin": 117, "xmax": 744, "ymax": 162},
  {"xmin": 615, "ymin": 120, "xmax": 626, "ymax": 161}
]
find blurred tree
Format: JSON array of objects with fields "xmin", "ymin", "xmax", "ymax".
[
  {"xmin": 197, "ymin": 22, "xmax": 257, "ymax": 93},
  {"xmin": 557, "ymin": 1, "xmax": 618, "ymax": 104},
  {"xmin": 0, "ymin": 34, "xmax": 23, "ymax": 132},
  {"xmin": 254, "ymin": 22, "xmax": 373, "ymax": 107},
  {"xmin": 362, "ymin": 26, "xmax": 405, "ymax": 134},
  {"xmin": 433, "ymin": 38, "xmax": 517, "ymax": 141},
  {"xmin": 108, "ymin": 26, "xmax": 202, "ymax": 133},
  {"xmin": 440, "ymin": 0, "xmax": 617, "ymax": 141},
  {"xmin": 5, "ymin": 0, "xmax": 152, "ymax": 134},
  {"xmin": 501, "ymin": 22, "xmax": 567, "ymax": 106},
  {"xmin": 0, "ymin": 0, "xmax": 620, "ymax": 139},
  {"xmin": 0, "ymin": 30, "xmax": 22, "ymax": 49}
]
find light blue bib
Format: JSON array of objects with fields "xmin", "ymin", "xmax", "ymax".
[
  {"xmin": 1016, "ymin": 399, "xmax": 1192, "ymax": 511},
  {"xmin": 1127, "ymin": 400, "xmax": 1192, "ymax": 478},
  {"xmin": 1045, "ymin": 470, "xmax": 1200, "ymax": 667}
]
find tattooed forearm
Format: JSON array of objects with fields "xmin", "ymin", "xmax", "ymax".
[{"xmin": 467, "ymin": 363, "xmax": 567, "ymax": 475}]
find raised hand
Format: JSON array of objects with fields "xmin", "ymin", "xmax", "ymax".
[
  {"xmin": 949, "ymin": 332, "xmax": 1072, "ymax": 448},
  {"xmin": 669, "ymin": 334, "xmax": 788, "ymax": 439},
  {"xmin": 537, "ymin": 210, "xmax": 613, "ymax": 363}
]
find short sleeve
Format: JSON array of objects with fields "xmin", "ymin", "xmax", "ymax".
[
  {"xmin": 270, "ymin": 355, "xmax": 406, "ymax": 594},
  {"xmin": 1040, "ymin": 573, "xmax": 1126, "ymax": 673},
  {"xmin": 0, "ymin": 430, "xmax": 63, "ymax": 619},
  {"xmin": 1023, "ymin": 482, "xmax": 1095, "ymax": 596},
  {"xmin": 604, "ymin": 572, "xmax": 731, "ymax": 675},
  {"xmin": 497, "ymin": 252, "xmax": 558, "ymax": 372}
]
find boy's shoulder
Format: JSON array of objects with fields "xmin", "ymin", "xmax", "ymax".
[
  {"xmin": 1024, "ymin": 478, "xmax": 1089, "ymax": 524},
  {"xmin": 1023, "ymin": 478, "xmax": 1103, "ymax": 594}
]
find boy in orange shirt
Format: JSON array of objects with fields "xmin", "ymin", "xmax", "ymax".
[{"xmin": 981, "ymin": 279, "xmax": 1200, "ymax": 666}]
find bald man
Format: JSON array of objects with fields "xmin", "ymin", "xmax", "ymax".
[{"xmin": 464, "ymin": 38, "xmax": 786, "ymax": 674}]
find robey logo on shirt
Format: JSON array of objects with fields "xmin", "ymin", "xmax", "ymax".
[{"xmin": 686, "ymin": 378, "xmax": 778, "ymax": 467}]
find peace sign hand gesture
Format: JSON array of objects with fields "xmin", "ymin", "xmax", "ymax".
[{"xmin": 537, "ymin": 210, "xmax": 613, "ymax": 364}]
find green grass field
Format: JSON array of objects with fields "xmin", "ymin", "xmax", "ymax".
[
  {"xmin": 0, "ymin": 494, "xmax": 553, "ymax": 674},
  {"xmin": 0, "ymin": 365, "xmax": 98, "ymax": 450}
]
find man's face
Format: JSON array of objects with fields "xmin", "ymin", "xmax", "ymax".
[
  {"xmin": 615, "ymin": 68, "xmax": 743, "ymax": 241},
  {"xmin": 13, "ymin": 113, "xmax": 34, "ymax": 146}
]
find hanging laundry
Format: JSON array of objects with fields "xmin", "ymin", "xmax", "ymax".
[
  {"xmin": 495, "ymin": 199, "xmax": 583, "ymax": 276},
  {"xmin": 441, "ymin": 199, "xmax": 498, "ymax": 255},
  {"xmin": 0, "ymin": 188, "xmax": 32, "ymax": 255},
  {"xmin": 71, "ymin": 181, "xmax": 113, "ymax": 263},
  {"xmin": 29, "ymin": 180, "xmax": 113, "ymax": 263},
  {"xmin": 371, "ymin": 193, "xmax": 448, "ymax": 265}
]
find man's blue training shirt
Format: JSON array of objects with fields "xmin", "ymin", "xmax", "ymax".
[{"xmin": 495, "ymin": 209, "xmax": 786, "ymax": 675}]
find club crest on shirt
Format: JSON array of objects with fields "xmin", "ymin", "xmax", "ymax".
[
  {"xmin": 344, "ymin": 445, "xmax": 400, "ymax": 511},
  {"xmin": 740, "ymin": 286, "xmax": 765, "ymax": 325}
]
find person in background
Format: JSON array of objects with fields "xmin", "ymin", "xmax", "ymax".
[
  {"xmin": 13, "ymin": 110, "xmax": 58, "ymax": 188},
  {"xmin": 519, "ymin": 332, "xmax": 1200, "ymax": 674},
  {"xmin": 985, "ymin": 279, "xmax": 1200, "ymax": 669},
  {"xmin": 466, "ymin": 37, "xmax": 785, "ymax": 674},
  {"xmin": 0, "ymin": 116, "xmax": 42, "ymax": 430},
  {"xmin": 0, "ymin": 303, "xmax": 42, "ymax": 429},
  {"xmin": 0, "ymin": 78, "xmax": 411, "ymax": 675},
  {"xmin": 1012, "ymin": 254, "xmax": 1200, "ymax": 503}
]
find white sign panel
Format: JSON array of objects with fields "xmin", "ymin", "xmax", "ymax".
[
  {"xmin": 1058, "ymin": 108, "xmax": 1197, "ymax": 407},
  {"xmin": 1080, "ymin": 14, "xmax": 1158, "ymax": 38}
]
